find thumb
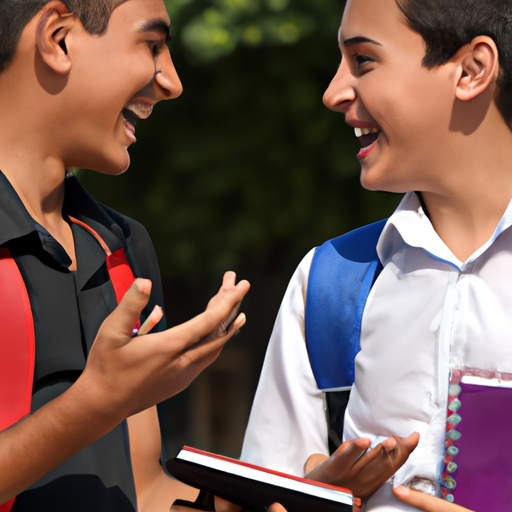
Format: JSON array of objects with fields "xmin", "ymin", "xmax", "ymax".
[
  {"xmin": 393, "ymin": 486, "xmax": 474, "ymax": 511},
  {"xmin": 101, "ymin": 278, "xmax": 152, "ymax": 342},
  {"xmin": 400, "ymin": 432, "xmax": 420, "ymax": 455}
]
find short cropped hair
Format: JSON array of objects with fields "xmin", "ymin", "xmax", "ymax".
[
  {"xmin": 396, "ymin": 0, "xmax": 512, "ymax": 127},
  {"xmin": 0, "ymin": 0, "xmax": 129, "ymax": 74}
]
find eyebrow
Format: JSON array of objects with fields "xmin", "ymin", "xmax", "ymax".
[
  {"xmin": 138, "ymin": 19, "xmax": 171, "ymax": 42},
  {"xmin": 342, "ymin": 36, "xmax": 382, "ymax": 48}
]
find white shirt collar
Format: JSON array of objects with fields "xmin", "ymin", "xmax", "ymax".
[{"xmin": 377, "ymin": 191, "xmax": 512, "ymax": 271}]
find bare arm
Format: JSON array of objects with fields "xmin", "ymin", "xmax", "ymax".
[
  {"xmin": 0, "ymin": 272, "xmax": 250, "ymax": 503},
  {"xmin": 393, "ymin": 486, "xmax": 476, "ymax": 512},
  {"xmin": 128, "ymin": 406, "xmax": 199, "ymax": 512}
]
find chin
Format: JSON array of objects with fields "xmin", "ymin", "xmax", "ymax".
[
  {"xmin": 360, "ymin": 168, "xmax": 385, "ymax": 192},
  {"xmin": 87, "ymin": 152, "xmax": 132, "ymax": 176},
  {"xmin": 359, "ymin": 165, "xmax": 409, "ymax": 194}
]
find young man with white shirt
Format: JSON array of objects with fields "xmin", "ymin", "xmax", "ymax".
[{"xmin": 241, "ymin": 0, "xmax": 512, "ymax": 510}]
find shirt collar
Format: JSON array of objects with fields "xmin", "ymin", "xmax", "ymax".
[
  {"xmin": 63, "ymin": 174, "xmax": 126, "ymax": 255},
  {"xmin": 378, "ymin": 191, "xmax": 512, "ymax": 271},
  {"xmin": 0, "ymin": 169, "xmax": 126, "ymax": 264},
  {"xmin": 0, "ymin": 170, "xmax": 39, "ymax": 247}
]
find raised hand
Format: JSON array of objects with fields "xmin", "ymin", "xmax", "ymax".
[
  {"xmin": 81, "ymin": 271, "xmax": 250, "ymax": 418},
  {"xmin": 0, "ymin": 272, "xmax": 250, "ymax": 504}
]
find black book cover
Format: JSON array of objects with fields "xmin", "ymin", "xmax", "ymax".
[{"xmin": 166, "ymin": 446, "xmax": 353, "ymax": 512}]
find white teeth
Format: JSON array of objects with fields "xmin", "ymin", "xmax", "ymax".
[
  {"xmin": 125, "ymin": 103, "xmax": 153, "ymax": 120},
  {"xmin": 354, "ymin": 127, "xmax": 379, "ymax": 137}
]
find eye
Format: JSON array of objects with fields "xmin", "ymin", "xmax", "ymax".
[
  {"xmin": 353, "ymin": 53, "xmax": 374, "ymax": 69},
  {"xmin": 147, "ymin": 40, "xmax": 165, "ymax": 57}
]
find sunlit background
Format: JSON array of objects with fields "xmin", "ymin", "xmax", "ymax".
[{"xmin": 79, "ymin": 0, "xmax": 401, "ymax": 458}]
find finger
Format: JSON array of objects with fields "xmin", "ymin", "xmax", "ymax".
[
  {"xmin": 101, "ymin": 278, "xmax": 152, "ymax": 340},
  {"xmin": 347, "ymin": 434, "xmax": 418, "ymax": 499},
  {"xmin": 304, "ymin": 453, "xmax": 329, "ymax": 475},
  {"xmin": 393, "ymin": 487, "xmax": 474, "ymax": 512},
  {"xmin": 214, "ymin": 496, "xmax": 242, "ymax": 512},
  {"xmin": 336, "ymin": 437, "xmax": 372, "ymax": 464},
  {"xmin": 165, "ymin": 313, "xmax": 247, "ymax": 377},
  {"xmin": 171, "ymin": 281, "xmax": 250, "ymax": 347},
  {"xmin": 137, "ymin": 305, "xmax": 164, "ymax": 336},
  {"xmin": 381, "ymin": 437, "xmax": 397, "ymax": 452},
  {"xmin": 204, "ymin": 302, "xmax": 242, "ymax": 341},
  {"xmin": 201, "ymin": 278, "xmax": 250, "ymax": 335},
  {"xmin": 222, "ymin": 270, "xmax": 237, "ymax": 287},
  {"xmin": 362, "ymin": 432, "xmax": 419, "ymax": 465},
  {"xmin": 267, "ymin": 504, "xmax": 287, "ymax": 512},
  {"xmin": 398, "ymin": 432, "xmax": 420, "ymax": 455},
  {"xmin": 192, "ymin": 313, "xmax": 246, "ymax": 358},
  {"xmin": 306, "ymin": 438, "xmax": 371, "ymax": 483},
  {"xmin": 228, "ymin": 312, "xmax": 246, "ymax": 335}
]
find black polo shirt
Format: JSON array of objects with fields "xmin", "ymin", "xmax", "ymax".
[{"xmin": 0, "ymin": 171, "xmax": 166, "ymax": 512}]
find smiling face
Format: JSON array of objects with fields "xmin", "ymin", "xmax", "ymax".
[
  {"xmin": 59, "ymin": 0, "xmax": 182, "ymax": 174},
  {"xmin": 323, "ymin": 0, "xmax": 460, "ymax": 193}
]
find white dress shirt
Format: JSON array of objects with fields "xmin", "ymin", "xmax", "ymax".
[{"xmin": 241, "ymin": 191, "xmax": 512, "ymax": 511}]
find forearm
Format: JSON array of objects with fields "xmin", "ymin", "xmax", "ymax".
[
  {"xmin": 128, "ymin": 407, "xmax": 199, "ymax": 512},
  {"xmin": 0, "ymin": 376, "xmax": 121, "ymax": 502}
]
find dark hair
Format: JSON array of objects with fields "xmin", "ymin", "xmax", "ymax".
[
  {"xmin": 0, "ymin": 0, "xmax": 129, "ymax": 74},
  {"xmin": 396, "ymin": 0, "xmax": 512, "ymax": 127}
]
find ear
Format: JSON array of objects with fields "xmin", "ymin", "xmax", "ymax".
[
  {"xmin": 35, "ymin": 1, "xmax": 77, "ymax": 76},
  {"xmin": 455, "ymin": 36, "xmax": 499, "ymax": 102}
]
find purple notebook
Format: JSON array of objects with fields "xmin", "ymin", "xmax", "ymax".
[{"xmin": 442, "ymin": 374, "xmax": 512, "ymax": 511}]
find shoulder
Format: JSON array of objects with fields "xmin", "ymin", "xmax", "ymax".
[
  {"xmin": 100, "ymin": 205, "xmax": 158, "ymax": 265},
  {"xmin": 95, "ymin": 205, "xmax": 162, "ymax": 289},
  {"xmin": 100, "ymin": 204, "xmax": 152, "ymax": 245},
  {"xmin": 286, "ymin": 218, "xmax": 388, "ymax": 300},
  {"xmin": 314, "ymin": 219, "xmax": 387, "ymax": 263}
]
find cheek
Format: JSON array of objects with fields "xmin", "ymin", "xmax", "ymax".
[
  {"xmin": 111, "ymin": 48, "xmax": 157, "ymax": 84},
  {"xmin": 83, "ymin": 51, "xmax": 156, "ymax": 103}
]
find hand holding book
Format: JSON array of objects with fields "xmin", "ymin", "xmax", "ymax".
[
  {"xmin": 168, "ymin": 447, "xmax": 353, "ymax": 512},
  {"xmin": 305, "ymin": 432, "xmax": 420, "ymax": 499},
  {"xmin": 168, "ymin": 433, "xmax": 419, "ymax": 512}
]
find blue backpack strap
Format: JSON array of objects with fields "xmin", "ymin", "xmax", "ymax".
[{"xmin": 305, "ymin": 219, "xmax": 387, "ymax": 392}]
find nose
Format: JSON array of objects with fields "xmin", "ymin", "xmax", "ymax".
[
  {"xmin": 323, "ymin": 59, "xmax": 356, "ymax": 112},
  {"xmin": 154, "ymin": 48, "xmax": 183, "ymax": 100}
]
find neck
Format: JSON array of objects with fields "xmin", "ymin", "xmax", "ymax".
[
  {"xmin": 0, "ymin": 80, "xmax": 76, "ymax": 268},
  {"xmin": 410, "ymin": 95, "xmax": 512, "ymax": 262},
  {"xmin": 0, "ymin": 156, "xmax": 67, "ymax": 226},
  {"xmin": 0, "ymin": 40, "xmax": 79, "ymax": 269},
  {"xmin": 0, "ymin": 68, "xmax": 69, "ymax": 225},
  {"xmin": 420, "ymin": 122, "xmax": 512, "ymax": 261}
]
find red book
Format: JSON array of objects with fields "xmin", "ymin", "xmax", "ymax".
[{"xmin": 166, "ymin": 446, "xmax": 353, "ymax": 512}]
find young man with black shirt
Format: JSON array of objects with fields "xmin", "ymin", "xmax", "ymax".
[{"xmin": 0, "ymin": 1, "xmax": 249, "ymax": 511}]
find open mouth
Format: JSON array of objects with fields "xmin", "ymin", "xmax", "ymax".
[
  {"xmin": 355, "ymin": 127, "xmax": 380, "ymax": 148},
  {"xmin": 122, "ymin": 108, "xmax": 139, "ymax": 129},
  {"xmin": 122, "ymin": 102, "xmax": 154, "ymax": 132}
]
